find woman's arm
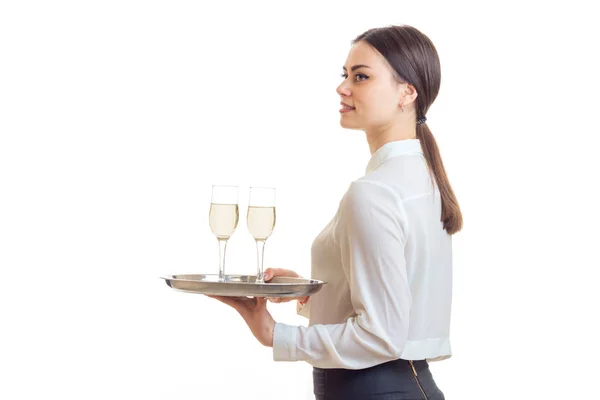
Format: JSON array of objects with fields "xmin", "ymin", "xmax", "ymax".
[{"xmin": 272, "ymin": 180, "xmax": 411, "ymax": 369}]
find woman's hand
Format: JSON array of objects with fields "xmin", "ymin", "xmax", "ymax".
[
  {"xmin": 205, "ymin": 295, "xmax": 275, "ymax": 347},
  {"xmin": 205, "ymin": 268, "xmax": 308, "ymax": 346},
  {"xmin": 263, "ymin": 268, "xmax": 310, "ymax": 304}
]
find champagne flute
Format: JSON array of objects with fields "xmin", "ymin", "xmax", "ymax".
[
  {"xmin": 247, "ymin": 187, "xmax": 276, "ymax": 284},
  {"xmin": 209, "ymin": 185, "xmax": 239, "ymax": 282}
]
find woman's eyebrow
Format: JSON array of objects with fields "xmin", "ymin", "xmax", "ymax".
[{"xmin": 342, "ymin": 64, "xmax": 371, "ymax": 72}]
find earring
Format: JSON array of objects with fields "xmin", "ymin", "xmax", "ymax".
[{"xmin": 401, "ymin": 104, "xmax": 405, "ymax": 113}]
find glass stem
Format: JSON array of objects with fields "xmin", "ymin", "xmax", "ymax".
[
  {"xmin": 255, "ymin": 239, "xmax": 266, "ymax": 284},
  {"xmin": 218, "ymin": 238, "xmax": 228, "ymax": 282}
]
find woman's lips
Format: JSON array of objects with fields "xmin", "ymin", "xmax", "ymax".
[{"xmin": 340, "ymin": 102, "xmax": 355, "ymax": 113}]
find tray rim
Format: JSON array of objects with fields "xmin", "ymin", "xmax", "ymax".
[{"xmin": 159, "ymin": 274, "xmax": 327, "ymax": 286}]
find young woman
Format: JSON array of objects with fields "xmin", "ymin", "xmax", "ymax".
[{"xmin": 209, "ymin": 24, "xmax": 462, "ymax": 400}]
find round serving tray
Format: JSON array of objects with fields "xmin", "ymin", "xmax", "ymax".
[{"xmin": 161, "ymin": 274, "xmax": 325, "ymax": 297}]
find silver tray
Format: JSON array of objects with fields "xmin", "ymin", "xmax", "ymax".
[{"xmin": 161, "ymin": 274, "xmax": 325, "ymax": 297}]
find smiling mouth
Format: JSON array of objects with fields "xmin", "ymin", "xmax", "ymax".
[{"xmin": 340, "ymin": 103, "xmax": 355, "ymax": 113}]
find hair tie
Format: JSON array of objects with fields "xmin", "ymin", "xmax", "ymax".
[{"xmin": 417, "ymin": 116, "xmax": 427, "ymax": 125}]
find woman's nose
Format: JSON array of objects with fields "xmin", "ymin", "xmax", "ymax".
[{"xmin": 336, "ymin": 83, "xmax": 351, "ymax": 97}]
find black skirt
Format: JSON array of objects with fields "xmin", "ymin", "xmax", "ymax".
[{"xmin": 312, "ymin": 358, "xmax": 445, "ymax": 400}]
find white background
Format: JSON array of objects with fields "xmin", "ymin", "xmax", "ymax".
[{"xmin": 1, "ymin": 1, "xmax": 599, "ymax": 399}]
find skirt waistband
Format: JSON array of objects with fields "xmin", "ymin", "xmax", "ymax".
[
  {"xmin": 313, "ymin": 358, "xmax": 428, "ymax": 374},
  {"xmin": 312, "ymin": 358, "xmax": 442, "ymax": 400}
]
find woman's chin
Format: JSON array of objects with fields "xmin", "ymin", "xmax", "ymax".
[{"xmin": 340, "ymin": 120, "xmax": 361, "ymax": 130}]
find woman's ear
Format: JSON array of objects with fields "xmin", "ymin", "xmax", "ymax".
[{"xmin": 399, "ymin": 83, "xmax": 418, "ymax": 107}]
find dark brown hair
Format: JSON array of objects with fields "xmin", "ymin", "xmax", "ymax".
[{"xmin": 353, "ymin": 25, "xmax": 463, "ymax": 235}]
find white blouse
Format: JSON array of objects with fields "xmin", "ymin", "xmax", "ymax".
[{"xmin": 272, "ymin": 138, "xmax": 453, "ymax": 369}]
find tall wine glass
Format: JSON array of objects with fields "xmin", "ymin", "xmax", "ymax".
[
  {"xmin": 209, "ymin": 185, "xmax": 239, "ymax": 282},
  {"xmin": 247, "ymin": 187, "xmax": 276, "ymax": 284}
]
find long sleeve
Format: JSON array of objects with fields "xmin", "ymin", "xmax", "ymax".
[{"xmin": 273, "ymin": 180, "xmax": 412, "ymax": 369}]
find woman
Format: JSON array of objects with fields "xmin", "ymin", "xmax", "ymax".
[{"xmin": 208, "ymin": 24, "xmax": 462, "ymax": 400}]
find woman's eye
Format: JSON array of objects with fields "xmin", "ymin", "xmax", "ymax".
[{"xmin": 340, "ymin": 73, "xmax": 369, "ymax": 82}]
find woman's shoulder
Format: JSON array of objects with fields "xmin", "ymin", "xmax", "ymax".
[{"xmin": 340, "ymin": 179, "xmax": 403, "ymax": 212}]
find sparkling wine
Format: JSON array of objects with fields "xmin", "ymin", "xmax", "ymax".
[
  {"xmin": 247, "ymin": 206, "xmax": 276, "ymax": 240},
  {"xmin": 209, "ymin": 203, "xmax": 239, "ymax": 239}
]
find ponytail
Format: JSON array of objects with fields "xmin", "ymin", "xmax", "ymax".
[{"xmin": 417, "ymin": 124, "xmax": 463, "ymax": 235}]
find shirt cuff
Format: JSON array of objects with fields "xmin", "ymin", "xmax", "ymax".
[{"xmin": 272, "ymin": 322, "xmax": 298, "ymax": 362}]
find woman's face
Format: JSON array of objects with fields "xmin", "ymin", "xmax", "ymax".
[{"xmin": 336, "ymin": 41, "xmax": 408, "ymax": 131}]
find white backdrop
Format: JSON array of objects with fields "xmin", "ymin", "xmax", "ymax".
[{"xmin": 1, "ymin": 1, "xmax": 599, "ymax": 399}]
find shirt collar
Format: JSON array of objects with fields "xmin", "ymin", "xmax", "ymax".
[{"xmin": 365, "ymin": 139, "xmax": 423, "ymax": 174}]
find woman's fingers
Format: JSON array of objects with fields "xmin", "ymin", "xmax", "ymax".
[
  {"xmin": 263, "ymin": 268, "xmax": 300, "ymax": 281},
  {"xmin": 266, "ymin": 296, "xmax": 299, "ymax": 303},
  {"xmin": 263, "ymin": 268, "xmax": 278, "ymax": 281},
  {"xmin": 220, "ymin": 294, "xmax": 298, "ymax": 304}
]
